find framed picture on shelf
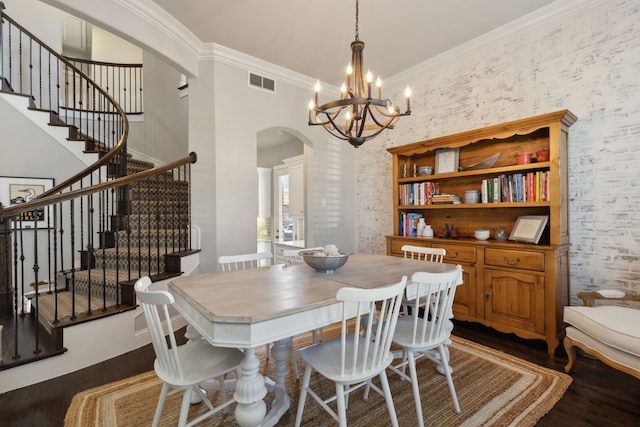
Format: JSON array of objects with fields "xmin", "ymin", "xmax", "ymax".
[
  {"xmin": 0, "ymin": 176, "xmax": 55, "ymax": 229},
  {"xmin": 435, "ymin": 148, "xmax": 460, "ymax": 174},
  {"xmin": 509, "ymin": 215, "xmax": 548, "ymax": 244}
]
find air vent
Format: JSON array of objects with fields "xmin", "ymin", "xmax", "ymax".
[{"xmin": 248, "ymin": 72, "xmax": 276, "ymax": 93}]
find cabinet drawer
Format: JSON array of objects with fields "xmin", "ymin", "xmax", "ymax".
[
  {"xmin": 388, "ymin": 238, "xmax": 428, "ymax": 256},
  {"xmin": 485, "ymin": 248, "xmax": 544, "ymax": 271},
  {"xmin": 438, "ymin": 243, "xmax": 476, "ymax": 264}
]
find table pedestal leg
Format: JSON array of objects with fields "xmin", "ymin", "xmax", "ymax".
[
  {"xmin": 261, "ymin": 338, "xmax": 292, "ymax": 426},
  {"xmin": 234, "ymin": 347, "xmax": 267, "ymax": 427}
]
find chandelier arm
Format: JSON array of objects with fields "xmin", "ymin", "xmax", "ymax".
[
  {"xmin": 323, "ymin": 114, "xmax": 355, "ymax": 141},
  {"xmin": 356, "ymin": 104, "xmax": 371, "ymax": 138}
]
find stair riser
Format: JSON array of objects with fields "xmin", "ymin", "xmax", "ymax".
[
  {"xmin": 121, "ymin": 216, "xmax": 189, "ymax": 230},
  {"xmin": 129, "ymin": 201, "xmax": 189, "ymax": 215},
  {"xmin": 112, "ymin": 231, "xmax": 189, "ymax": 248}
]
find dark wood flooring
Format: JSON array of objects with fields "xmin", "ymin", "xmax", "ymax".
[{"xmin": 1, "ymin": 320, "xmax": 638, "ymax": 426}]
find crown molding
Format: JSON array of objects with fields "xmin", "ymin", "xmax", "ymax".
[
  {"xmin": 386, "ymin": 0, "xmax": 606, "ymax": 87},
  {"xmin": 203, "ymin": 43, "xmax": 339, "ymax": 95},
  {"xmin": 112, "ymin": 0, "xmax": 203, "ymax": 63},
  {"xmin": 47, "ymin": 0, "xmax": 604, "ymax": 92}
]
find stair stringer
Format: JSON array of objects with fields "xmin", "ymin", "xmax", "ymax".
[{"xmin": 0, "ymin": 92, "xmax": 100, "ymax": 166}]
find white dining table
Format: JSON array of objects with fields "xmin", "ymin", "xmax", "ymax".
[{"xmin": 167, "ymin": 253, "xmax": 460, "ymax": 427}]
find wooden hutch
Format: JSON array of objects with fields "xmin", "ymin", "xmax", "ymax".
[{"xmin": 386, "ymin": 110, "xmax": 577, "ymax": 356}]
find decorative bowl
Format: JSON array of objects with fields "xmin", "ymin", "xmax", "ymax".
[
  {"xmin": 474, "ymin": 229, "xmax": 490, "ymax": 240},
  {"xmin": 458, "ymin": 153, "xmax": 500, "ymax": 171},
  {"xmin": 419, "ymin": 166, "xmax": 433, "ymax": 176},
  {"xmin": 299, "ymin": 249, "xmax": 351, "ymax": 273}
]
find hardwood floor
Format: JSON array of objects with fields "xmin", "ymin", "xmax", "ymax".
[{"xmin": 0, "ymin": 321, "xmax": 638, "ymax": 426}]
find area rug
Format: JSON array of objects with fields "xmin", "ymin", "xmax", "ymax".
[{"xmin": 65, "ymin": 330, "xmax": 571, "ymax": 427}]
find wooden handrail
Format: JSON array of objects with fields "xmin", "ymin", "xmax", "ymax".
[{"xmin": 0, "ymin": 153, "xmax": 197, "ymax": 222}]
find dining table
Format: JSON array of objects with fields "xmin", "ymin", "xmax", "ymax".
[{"xmin": 167, "ymin": 253, "xmax": 460, "ymax": 427}]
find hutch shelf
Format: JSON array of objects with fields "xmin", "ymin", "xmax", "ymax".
[{"xmin": 386, "ymin": 110, "xmax": 577, "ymax": 356}]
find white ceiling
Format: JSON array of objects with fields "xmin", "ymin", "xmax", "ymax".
[
  {"xmin": 148, "ymin": 0, "xmax": 559, "ymax": 149},
  {"xmin": 151, "ymin": 0, "xmax": 557, "ymax": 86}
]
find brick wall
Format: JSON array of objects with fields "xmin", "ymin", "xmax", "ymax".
[{"xmin": 355, "ymin": 0, "xmax": 640, "ymax": 301}]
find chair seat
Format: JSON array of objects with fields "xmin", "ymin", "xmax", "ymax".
[
  {"xmin": 392, "ymin": 316, "xmax": 452, "ymax": 351},
  {"xmin": 155, "ymin": 339, "xmax": 244, "ymax": 387},
  {"xmin": 299, "ymin": 334, "xmax": 394, "ymax": 383},
  {"xmin": 564, "ymin": 305, "xmax": 640, "ymax": 357}
]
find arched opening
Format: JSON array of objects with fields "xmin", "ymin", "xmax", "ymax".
[{"xmin": 257, "ymin": 128, "xmax": 307, "ymax": 261}]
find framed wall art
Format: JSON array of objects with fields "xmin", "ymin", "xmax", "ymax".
[
  {"xmin": 509, "ymin": 215, "xmax": 548, "ymax": 244},
  {"xmin": 434, "ymin": 148, "xmax": 460, "ymax": 174},
  {"xmin": 0, "ymin": 176, "xmax": 54, "ymax": 229}
]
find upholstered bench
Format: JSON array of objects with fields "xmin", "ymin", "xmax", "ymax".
[{"xmin": 563, "ymin": 291, "xmax": 640, "ymax": 379}]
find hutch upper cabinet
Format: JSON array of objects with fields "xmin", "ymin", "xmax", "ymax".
[{"xmin": 386, "ymin": 110, "xmax": 577, "ymax": 356}]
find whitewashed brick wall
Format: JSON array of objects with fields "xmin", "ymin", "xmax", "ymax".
[{"xmin": 356, "ymin": 0, "xmax": 640, "ymax": 302}]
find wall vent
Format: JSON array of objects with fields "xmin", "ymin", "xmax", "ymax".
[{"xmin": 248, "ymin": 72, "xmax": 276, "ymax": 93}]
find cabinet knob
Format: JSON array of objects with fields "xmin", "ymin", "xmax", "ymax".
[
  {"xmin": 449, "ymin": 251, "xmax": 459, "ymax": 258},
  {"xmin": 503, "ymin": 256, "xmax": 521, "ymax": 265}
]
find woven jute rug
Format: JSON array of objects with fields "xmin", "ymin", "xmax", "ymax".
[{"xmin": 65, "ymin": 330, "xmax": 571, "ymax": 427}]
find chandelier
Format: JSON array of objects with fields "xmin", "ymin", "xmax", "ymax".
[{"xmin": 308, "ymin": 0, "xmax": 411, "ymax": 148}]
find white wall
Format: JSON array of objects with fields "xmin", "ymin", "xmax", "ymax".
[
  {"xmin": 355, "ymin": 0, "xmax": 640, "ymax": 302},
  {"xmin": 91, "ymin": 26, "xmax": 142, "ymax": 63},
  {"xmin": 188, "ymin": 58, "xmax": 355, "ymax": 272},
  {"xmin": 138, "ymin": 51, "xmax": 189, "ymax": 163},
  {"xmin": 3, "ymin": 0, "xmax": 61, "ymax": 52}
]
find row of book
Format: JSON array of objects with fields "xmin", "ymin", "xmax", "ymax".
[
  {"xmin": 398, "ymin": 182, "xmax": 440, "ymax": 206},
  {"xmin": 398, "ymin": 212, "xmax": 423, "ymax": 237},
  {"xmin": 481, "ymin": 171, "xmax": 550, "ymax": 203},
  {"xmin": 398, "ymin": 171, "xmax": 551, "ymax": 206}
]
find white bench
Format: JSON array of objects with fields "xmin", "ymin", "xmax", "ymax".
[{"xmin": 563, "ymin": 290, "xmax": 640, "ymax": 379}]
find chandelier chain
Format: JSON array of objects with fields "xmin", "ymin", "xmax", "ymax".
[{"xmin": 355, "ymin": 0, "xmax": 359, "ymax": 41}]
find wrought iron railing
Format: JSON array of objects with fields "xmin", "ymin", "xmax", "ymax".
[
  {"xmin": 0, "ymin": 153, "xmax": 196, "ymax": 369},
  {"xmin": 64, "ymin": 57, "xmax": 143, "ymax": 115}
]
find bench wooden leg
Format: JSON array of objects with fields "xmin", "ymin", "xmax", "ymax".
[{"xmin": 563, "ymin": 335, "xmax": 577, "ymax": 373}]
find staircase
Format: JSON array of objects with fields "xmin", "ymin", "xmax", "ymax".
[
  {"xmin": 1, "ymin": 8, "xmax": 197, "ymax": 369},
  {"xmin": 32, "ymin": 153, "xmax": 194, "ymax": 347}
]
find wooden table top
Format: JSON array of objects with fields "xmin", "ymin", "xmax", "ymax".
[{"xmin": 168, "ymin": 253, "xmax": 458, "ymax": 325}]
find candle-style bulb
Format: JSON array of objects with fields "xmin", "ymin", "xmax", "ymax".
[{"xmin": 404, "ymin": 86, "xmax": 411, "ymax": 113}]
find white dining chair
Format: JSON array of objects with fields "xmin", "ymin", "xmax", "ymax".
[
  {"xmin": 400, "ymin": 243, "xmax": 455, "ymax": 371},
  {"xmin": 401, "ymin": 244, "xmax": 446, "ymax": 262},
  {"xmin": 294, "ymin": 276, "xmax": 408, "ymax": 427},
  {"xmin": 218, "ymin": 251, "xmax": 300, "ymax": 378},
  {"xmin": 135, "ymin": 276, "xmax": 243, "ymax": 427},
  {"xmin": 388, "ymin": 266, "xmax": 463, "ymax": 427},
  {"xmin": 218, "ymin": 251, "xmax": 273, "ymax": 271}
]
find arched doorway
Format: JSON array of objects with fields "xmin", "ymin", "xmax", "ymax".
[{"xmin": 257, "ymin": 128, "xmax": 305, "ymax": 260}]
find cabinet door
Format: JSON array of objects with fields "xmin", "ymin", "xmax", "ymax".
[
  {"xmin": 289, "ymin": 163, "xmax": 304, "ymax": 216},
  {"xmin": 483, "ymin": 269, "xmax": 545, "ymax": 335},
  {"xmin": 452, "ymin": 264, "xmax": 477, "ymax": 320}
]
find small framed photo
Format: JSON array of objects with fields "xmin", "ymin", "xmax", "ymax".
[
  {"xmin": 0, "ymin": 176, "xmax": 55, "ymax": 229},
  {"xmin": 509, "ymin": 215, "xmax": 548, "ymax": 244},
  {"xmin": 435, "ymin": 148, "xmax": 460, "ymax": 174}
]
